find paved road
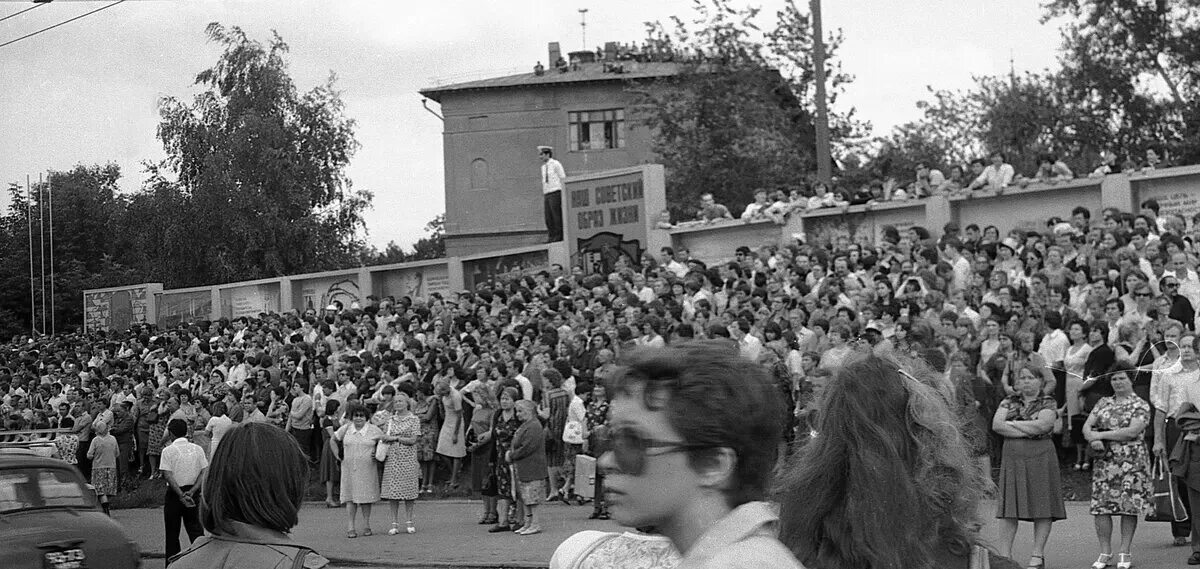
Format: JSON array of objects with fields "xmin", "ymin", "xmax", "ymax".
[{"xmin": 117, "ymin": 500, "xmax": 1197, "ymax": 568}]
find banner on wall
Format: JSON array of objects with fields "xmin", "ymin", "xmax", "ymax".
[
  {"xmin": 1138, "ymin": 178, "xmax": 1200, "ymax": 229},
  {"xmin": 298, "ymin": 276, "xmax": 361, "ymax": 312},
  {"xmin": 564, "ymin": 165, "xmax": 666, "ymax": 275},
  {"xmin": 375, "ymin": 264, "xmax": 452, "ymax": 301},
  {"xmin": 83, "ymin": 285, "xmax": 155, "ymax": 333},
  {"xmin": 463, "ymin": 249, "xmax": 550, "ymax": 291}
]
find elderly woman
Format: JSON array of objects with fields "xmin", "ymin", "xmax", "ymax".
[
  {"xmin": 332, "ymin": 402, "xmax": 382, "ymax": 538},
  {"xmin": 379, "ymin": 383, "xmax": 421, "ymax": 535},
  {"xmin": 1083, "ymin": 362, "xmax": 1152, "ymax": 569},
  {"xmin": 488, "ymin": 387, "xmax": 523, "ymax": 533},
  {"xmin": 992, "ymin": 361, "xmax": 1066, "ymax": 569},
  {"xmin": 507, "ymin": 399, "xmax": 548, "ymax": 535},
  {"xmin": 778, "ymin": 354, "xmax": 1020, "ymax": 569}
]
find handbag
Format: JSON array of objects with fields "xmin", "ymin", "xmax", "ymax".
[
  {"xmin": 1147, "ymin": 455, "xmax": 1189, "ymax": 522},
  {"xmin": 374, "ymin": 421, "xmax": 391, "ymax": 463},
  {"xmin": 562, "ymin": 420, "xmax": 584, "ymax": 445}
]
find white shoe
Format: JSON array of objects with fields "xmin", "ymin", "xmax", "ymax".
[{"xmin": 1091, "ymin": 553, "xmax": 1112, "ymax": 569}]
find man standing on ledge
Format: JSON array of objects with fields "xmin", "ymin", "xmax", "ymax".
[{"xmin": 540, "ymin": 145, "xmax": 566, "ymax": 242}]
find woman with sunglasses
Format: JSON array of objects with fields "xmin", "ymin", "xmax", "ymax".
[{"xmin": 586, "ymin": 341, "xmax": 801, "ymax": 568}]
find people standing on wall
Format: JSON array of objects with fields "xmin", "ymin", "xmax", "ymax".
[{"xmin": 540, "ymin": 145, "xmax": 566, "ymax": 242}]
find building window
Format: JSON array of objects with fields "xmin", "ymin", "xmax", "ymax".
[
  {"xmin": 569, "ymin": 109, "xmax": 625, "ymax": 151},
  {"xmin": 470, "ymin": 158, "xmax": 488, "ymax": 190}
]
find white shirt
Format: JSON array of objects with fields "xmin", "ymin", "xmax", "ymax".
[
  {"xmin": 1038, "ymin": 328, "xmax": 1070, "ymax": 364},
  {"xmin": 205, "ymin": 415, "xmax": 234, "ymax": 456},
  {"xmin": 542, "ymin": 158, "xmax": 566, "ymax": 194},
  {"xmin": 515, "ymin": 374, "xmax": 534, "ymax": 401},
  {"xmin": 973, "ymin": 163, "xmax": 1015, "ymax": 190},
  {"xmin": 739, "ymin": 335, "xmax": 763, "ymax": 362},
  {"xmin": 160, "ymin": 437, "xmax": 209, "ymax": 487}
]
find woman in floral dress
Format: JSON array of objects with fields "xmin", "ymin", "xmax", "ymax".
[
  {"xmin": 380, "ymin": 385, "xmax": 422, "ymax": 535},
  {"xmin": 488, "ymin": 387, "xmax": 523, "ymax": 532},
  {"xmin": 1083, "ymin": 363, "xmax": 1152, "ymax": 569},
  {"xmin": 413, "ymin": 382, "xmax": 440, "ymax": 493}
]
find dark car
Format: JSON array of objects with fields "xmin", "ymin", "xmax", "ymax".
[{"xmin": 0, "ymin": 450, "xmax": 141, "ymax": 569}]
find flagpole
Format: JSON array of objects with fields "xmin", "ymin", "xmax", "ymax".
[
  {"xmin": 48, "ymin": 172, "xmax": 55, "ymax": 335},
  {"xmin": 27, "ymin": 174, "xmax": 35, "ymax": 336},
  {"xmin": 39, "ymin": 172, "xmax": 46, "ymax": 336}
]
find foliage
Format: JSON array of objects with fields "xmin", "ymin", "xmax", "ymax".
[
  {"xmin": 0, "ymin": 166, "xmax": 141, "ymax": 340},
  {"xmin": 634, "ymin": 0, "xmax": 868, "ymax": 219},
  {"xmin": 360, "ymin": 214, "xmax": 446, "ymax": 265},
  {"xmin": 859, "ymin": 0, "xmax": 1200, "ymax": 185},
  {"xmin": 141, "ymin": 22, "xmax": 372, "ymax": 287}
]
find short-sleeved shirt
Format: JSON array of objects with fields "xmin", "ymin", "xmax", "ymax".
[
  {"xmin": 160, "ymin": 437, "xmax": 209, "ymax": 487},
  {"xmin": 1001, "ymin": 394, "xmax": 1058, "ymax": 440},
  {"xmin": 1150, "ymin": 361, "xmax": 1200, "ymax": 416}
]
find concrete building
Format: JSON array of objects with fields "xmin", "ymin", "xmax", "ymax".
[{"xmin": 420, "ymin": 42, "xmax": 679, "ymax": 257}]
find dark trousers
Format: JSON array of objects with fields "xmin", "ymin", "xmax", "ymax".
[
  {"xmin": 544, "ymin": 190, "xmax": 563, "ymax": 242},
  {"xmin": 1166, "ymin": 418, "xmax": 1195, "ymax": 538},
  {"xmin": 288, "ymin": 428, "xmax": 312, "ymax": 460},
  {"xmin": 75, "ymin": 441, "xmax": 92, "ymax": 480},
  {"xmin": 164, "ymin": 485, "xmax": 203, "ymax": 561}
]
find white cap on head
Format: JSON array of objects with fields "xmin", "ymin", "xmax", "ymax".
[{"xmin": 537, "ymin": 145, "xmax": 553, "ymax": 153}]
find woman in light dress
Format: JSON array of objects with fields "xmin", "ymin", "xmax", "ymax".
[
  {"xmin": 379, "ymin": 384, "xmax": 422, "ymax": 535},
  {"xmin": 332, "ymin": 402, "xmax": 382, "ymax": 538},
  {"xmin": 435, "ymin": 380, "xmax": 466, "ymax": 489}
]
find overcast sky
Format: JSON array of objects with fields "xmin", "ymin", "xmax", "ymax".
[{"xmin": 0, "ymin": 0, "xmax": 1062, "ymax": 250}]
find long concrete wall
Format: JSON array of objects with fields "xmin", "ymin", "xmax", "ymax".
[
  {"xmin": 666, "ymin": 165, "xmax": 1200, "ymax": 262},
  {"xmin": 84, "ymin": 246, "xmax": 570, "ymax": 332},
  {"xmin": 83, "ymin": 165, "xmax": 1200, "ymax": 332}
]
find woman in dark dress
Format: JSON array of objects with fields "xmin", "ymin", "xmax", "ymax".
[
  {"xmin": 992, "ymin": 358, "xmax": 1066, "ymax": 569},
  {"xmin": 488, "ymin": 387, "xmax": 523, "ymax": 533},
  {"xmin": 319, "ymin": 399, "xmax": 342, "ymax": 508}
]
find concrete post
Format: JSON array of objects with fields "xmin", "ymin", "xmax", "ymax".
[
  {"xmin": 1100, "ymin": 173, "xmax": 1134, "ymax": 212},
  {"xmin": 925, "ymin": 195, "xmax": 953, "ymax": 234}
]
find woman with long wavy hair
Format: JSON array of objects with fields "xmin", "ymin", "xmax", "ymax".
[{"xmin": 776, "ymin": 354, "xmax": 1020, "ymax": 569}]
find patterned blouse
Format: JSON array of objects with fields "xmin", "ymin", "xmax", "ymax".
[{"xmin": 1001, "ymin": 394, "xmax": 1058, "ymax": 440}]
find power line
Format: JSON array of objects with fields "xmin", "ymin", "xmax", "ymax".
[
  {"xmin": 0, "ymin": 2, "xmax": 48, "ymax": 24},
  {"xmin": 0, "ymin": 0, "xmax": 127, "ymax": 49}
]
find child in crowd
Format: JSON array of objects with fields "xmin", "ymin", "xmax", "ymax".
[{"xmin": 87, "ymin": 420, "xmax": 119, "ymax": 515}]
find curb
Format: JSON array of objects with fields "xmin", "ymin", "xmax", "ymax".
[{"xmin": 141, "ymin": 551, "xmax": 546, "ymax": 569}]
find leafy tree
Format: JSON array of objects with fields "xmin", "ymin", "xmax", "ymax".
[
  {"xmin": 144, "ymin": 23, "xmax": 371, "ymax": 287},
  {"xmin": 0, "ymin": 166, "xmax": 140, "ymax": 339},
  {"xmin": 1042, "ymin": 0, "xmax": 1200, "ymax": 165},
  {"xmin": 635, "ymin": 0, "xmax": 867, "ymax": 219},
  {"xmin": 360, "ymin": 214, "xmax": 446, "ymax": 265}
]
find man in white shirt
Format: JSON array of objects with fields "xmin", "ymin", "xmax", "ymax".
[
  {"xmin": 1149, "ymin": 326, "xmax": 1200, "ymax": 546},
  {"xmin": 729, "ymin": 320, "xmax": 762, "ymax": 362},
  {"xmin": 160, "ymin": 418, "xmax": 208, "ymax": 559},
  {"xmin": 1037, "ymin": 312, "xmax": 1069, "ymax": 395},
  {"xmin": 942, "ymin": 237, "xmax": 973, "ymax": 292},
  {"xmin": 969, "ymin": 152, "xmax": 1015, "ymax": 191},
  {"xmin": 540, "ymin": 145, "xmax": 566, "ymax": 242}
]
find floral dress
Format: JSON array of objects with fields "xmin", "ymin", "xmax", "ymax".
[
  {"xmin": 491, "ymin": 409, "xmax": 522, "ymax": 501},
  {"xmin": 381, "ymin": 414, "xmax": 421, "ymax": 501},
  {"xmin": 1089, "ymin": 396, "xmax": 1153, "ymax": 516},
  {"xmin": 414, "ymin": 398, "xmax": 438, "ymax": 462}
]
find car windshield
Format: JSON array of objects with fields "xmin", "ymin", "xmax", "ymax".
[{"xmin": 0, "ymin": 467, "xmax": 94, "ymax": 513}]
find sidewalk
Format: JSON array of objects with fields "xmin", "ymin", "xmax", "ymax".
[{"xmin": 118, "ymin": 499, "xmax": 1197, "ymax": 568}]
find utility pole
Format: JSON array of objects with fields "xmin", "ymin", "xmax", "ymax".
[
  {"xmin": 39, "ymin": 173, "xmax": 46, "ymax": 336},
  {"xmin": 27, "ymin": 175, "xmax": 35, "ymax": 335},
  {"xmin": 579, "ymin": 8, "xmax": 588, "ymax": 51},
  {"xmin": 810, "ymin": 0, "xmax": 832, "ymax": 185},
  {"xmin": 48, "ymin": 172, "xmax": 55, "ymax": 335}
]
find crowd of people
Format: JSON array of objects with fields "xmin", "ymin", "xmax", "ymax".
[
  {"xmin": 673, "ymin": 148, "xmax": 1177, "ymax": 229},
  {"xmin": 3, "ymin": 192, "xmax": 1200, "ymax": 567}
]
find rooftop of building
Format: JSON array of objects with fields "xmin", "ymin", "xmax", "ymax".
[{"xmin": 420, "ymin": 41, "xmax": 692, "ymax": 102}]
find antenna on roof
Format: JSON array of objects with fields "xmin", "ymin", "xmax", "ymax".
[{"xmin": 579, "ymin": 8, "xmax": 588, "ymax": 51}]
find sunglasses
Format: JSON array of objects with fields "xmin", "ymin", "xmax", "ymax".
[{"xmin": 599, "ymin": 425, "xmax": 710, "ymax": 476}]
